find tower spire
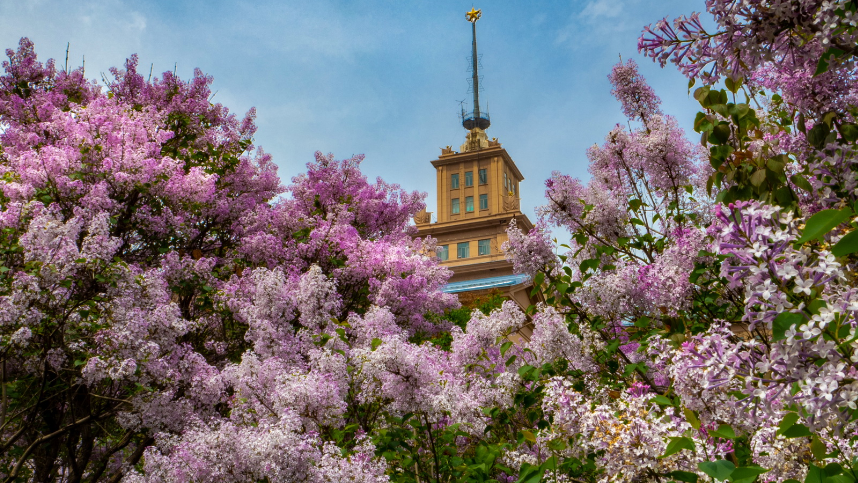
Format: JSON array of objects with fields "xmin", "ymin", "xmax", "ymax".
[{"xmin": 463, "ymin": 8, "xmax": 490, "ymax": 131}]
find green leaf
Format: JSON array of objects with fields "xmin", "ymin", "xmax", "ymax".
[
  {"xmin": 838, "ymin": 122, "xmax": 858, "ymax": 142},
  {"xmin": 806, "ymin": 464, "xmax": 824, "ymax": 483},
  {"xmin": 547, "ymin": 438, "xmax": 566, "ymax": 451},
  {"xmin": 651, "ymin": 395, "xmax": 673, "ymax": 406},
  {"xmin": 710, "ymin": 145, "xmax": 734, "ymax": 169},
  {"xmin": 580, "ymin": 258, "xmax": 599, "ymax": 272},
  {"xmin": 684, "ymin": 407, "xmax": 701, "ymax": 430},
  {"xmin": 750, "ymin": 169, "xmax": 767, "ymax": 187},
  {"xmin": 518, "ymin": 365, "xmax": 535, "ymax": 377},
  {"xmin": 811, "ymin": 435, "xmax": 827, "ymax": 460},
  {"xmin": 534, "ymin": 272, "xmax": 544, "ymax": 287},
  {"xmin": 772, "ymin": 312, "xmax": 804, "ymax": 341},
  {"xmin": 823, "ymin": 463, "xmax": 844, "ymax": 477},
  {"xmin": 500, "ymin": 341, "xmax": 514, "ymax": 356},
  {"xmin": 832, "ymin": 230, "xmax": 858, "ymax": 257},
  {"xmin": 629, "ymin": 199, "xmax": 642, "ymax": 211},
  {"xmin": 782, "ymin": 423, "xmax": 813, "ymax": 438},
  {"xmin": 796, "ymin": 208, "xmax": 852, "ymax": 244},
  {"xmin": 815, "ymin": 47, "xmax": 844, "ymax": 77},
  {"xmin": 709, "ymin": 424, "xmax": 736, "ymax": 439},
  {"xmin": 729, "ymin": 103, "xmax": 750, "ymax": 119},
  {"xmin": 698, "ymin": 460, "xmax": 735, "ymax": 481},
  {"xmin": 710, "ymin": 123, "xmax": 732, "ymax": 144},
  {"xmin": 695, "ymin": 112, "xmax": 714, "ymax": 133},
  {"xmin": 791, "ymin": 174, "xmax": 814, "ymax": 193},
  {"xmin": 731, "ymin": 466, "xmax": 769, "ymax": 481},
  {"xmin": 807, "ymin": 123, "xmax": 831, "ymax": 149},
  {"xmin": 371, "ymin": 338, "xmax": 382, "ymax": 351},
  {"xmin": 517, "ymin": 462, "xmax": 544, "ymax": 483},
  {"xmin": 670, "ymin": 470, "xmax": 699, "ymax": 483},
  {"xmin": 712, "ymin": 103, "xmax": 729, "ymax": 116},
  {"xmin": 660, "ymin": 437, "xmax": 696, "ymax": 458}
]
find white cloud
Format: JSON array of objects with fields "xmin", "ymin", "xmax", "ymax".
[
  {"xmin": 554, "ymin": 0, "xmax": 635, "ymax": 47},
  {"xmin": 580, "ymin": 0, "xmax": 623, "ymax": 19}
]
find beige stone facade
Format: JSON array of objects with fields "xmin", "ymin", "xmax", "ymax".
[{"xmin": 414, "ymin": 131, "xmax": 534, "ymax": 285}]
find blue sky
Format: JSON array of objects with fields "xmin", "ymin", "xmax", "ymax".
[{"xmin": 0, "ymin": 0, "xmax": 708, "ymax": 223}]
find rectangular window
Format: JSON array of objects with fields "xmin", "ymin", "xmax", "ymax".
[
  {"xmin": 478, "ymin": 239, "xmax": 491, "ymax": 256},
  {"xmin": 451, "ymin": 173, "xmax": 459, "ymax": 189},
  {"xmin": 503, "ymin": 173, "xmax": 508, "ymax": 191},
  {"xmin": 451, "ymin": 198, "xmax": 460, "ymax": 214},
  {"xmin": 465, "ymin": 171, "xmax": 473, "ymax": 187},
  {"xmin": 457, "ymin": 242, "xmax": 470, "ymax": 259},
  {"xmin": 478, "ymin": 168, "xmax": 487, "ymax": 185},
  {"xmin": 479, "ymin": 193, "xmax": 488, "ymax": 210},
  {"xmin": 465, "ymin": 196, "xmax": 474, "ymax": 212},
  {"xmin": 438, "ymin": 245, "xmax": 449, "ymax": 261}
]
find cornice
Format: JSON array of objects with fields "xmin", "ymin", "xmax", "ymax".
[
  {"xmin": 431, "ymin": 147, "xmax": 525, "ymax": 181},
  {"xmin": 415, "ymin": 213, "xmax": 534, "ymax": 237}
]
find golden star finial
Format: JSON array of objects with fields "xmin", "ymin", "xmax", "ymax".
[{"xmin": 466, "ymin": 7, "xmax": 481, "ymax": 23}]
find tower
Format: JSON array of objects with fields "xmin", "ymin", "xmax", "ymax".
[{"xmin": 414, "ymin": 8, "xmax": 537, "ymax": 313}]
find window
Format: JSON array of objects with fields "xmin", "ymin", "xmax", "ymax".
[
  {"xmin": 451, "ymin": 198, "xmax": 460, "ymax": 214},
  {"xmin": 465, "ymin": 171, "xmax": 473, "ymax": 187},
  {"xmin": 451, "ymin": 173, "xmax": 459, "ymax": 189},
  {"xmin": 465, "ymin": 196, "xmax": 474, "ymax": 213},
  {"xmin": 478, "ymin": 169, "xmax": 487, "ymax": 185},
  {"xmin": 503, "ymin": 173, "xmax": 508, "ymax": 191},
  {"xmin": 457, "ymin": 242, "xmax": 470, "ymax": 259},
  {"xmin": 478, "ymin": 239, "xmax": 491, "ymax": 256},
  {"xmin": 438, "ymin": 245, "xmax": 449, "ymax": 261},
  {"xmin": 479, "ymin": 194, "xmax": 488, "ymax": 210}
]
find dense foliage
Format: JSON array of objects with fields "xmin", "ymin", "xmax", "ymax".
[{"xmin": 5, "ymin": 1, "xmax": 858, "ymax": 482}]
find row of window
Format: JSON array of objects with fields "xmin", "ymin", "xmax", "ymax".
[
  {"xmin": 451, "ymin": 194, "xmax": 489, "ymax": 214},
  {"xmin": 503, "ymin": 172, "xmax": 517, "ymax": 195},
  {"xmin": 438, "ymin": 239, "xmax": 491, "ymax": 260},
  {"xmin": 451, "ymin": 169, "xmax": 488, "ymax": 189}
]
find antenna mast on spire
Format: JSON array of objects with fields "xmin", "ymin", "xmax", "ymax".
[{"xmin": 463, "ymin": 7, "xmax": 490, "ymax": 131}]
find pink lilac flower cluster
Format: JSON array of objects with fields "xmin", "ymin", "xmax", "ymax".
[
  {"xmin": 531, "ymin": 60, "xmax": 707, "ymax": 327},
  {"xmin": 608, "ymin": 59, "xmax": 663, "ymax": 123},
  {"xmin": 638, "ymin": 1, "xmax": 858, "ymax": 84},
  {"xmin": 502, "ymin": 218, "xmax": 558, "ymax": 278},
  {"xmin": 703, "ymin": 201, "xmax": 858, "ymax": 426}
]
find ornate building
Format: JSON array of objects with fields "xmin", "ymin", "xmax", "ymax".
[{"xmin": 414, "ymin": 8, "xmax": 538, "ymax": 316}]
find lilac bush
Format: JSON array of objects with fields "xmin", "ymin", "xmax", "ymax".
[
  {"xmin": 0, "ymin": 38, "xmax": 464, "ymax": 482},
  {"xmin": 494, "ymin": 2, "xmax": 858, "ymax": 482}
]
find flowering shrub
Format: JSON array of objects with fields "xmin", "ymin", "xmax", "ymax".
[
  {"xmin": 493, "ymin": 2, "xmax": 858, "ymax": 482},
  {"xmin": 0, "ymin": 38, "xmax": 462, "ymax": 482}
]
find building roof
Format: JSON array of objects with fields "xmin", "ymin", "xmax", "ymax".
[{"xmin": 441, "ymin": 273, "xmax": 531, "ymax": 294}]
